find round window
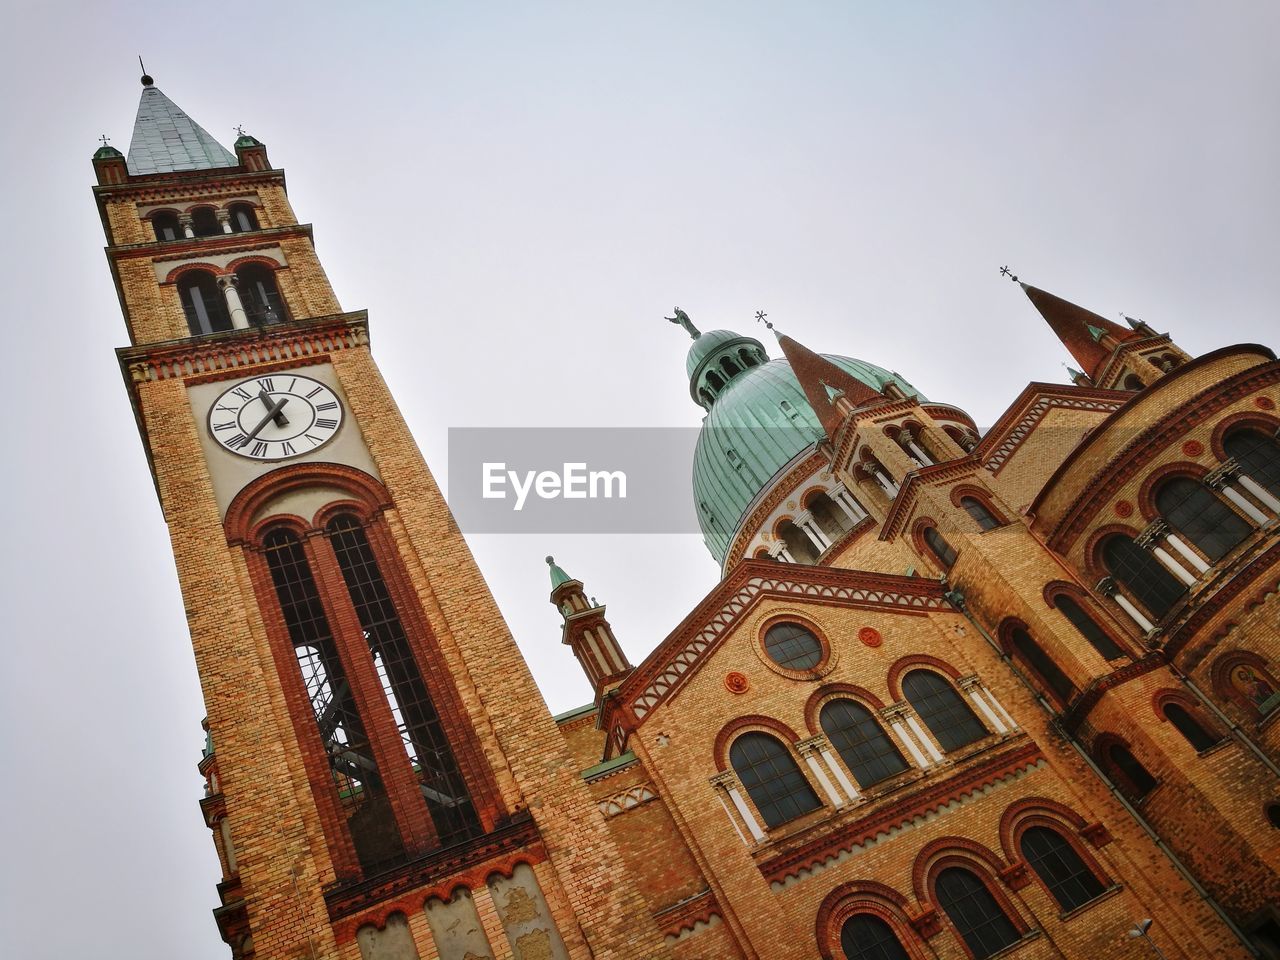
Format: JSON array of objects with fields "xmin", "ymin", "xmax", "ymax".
[{"xmin": 763, "ymin": 622, "xmax": 823, "ymax": 670}]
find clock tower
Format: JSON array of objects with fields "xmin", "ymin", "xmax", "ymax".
[{"xmin": 96, "ymin": 75, "xmax": 669, "ymax": 960}]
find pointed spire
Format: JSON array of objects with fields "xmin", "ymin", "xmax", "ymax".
[
  {"xmin": 546, "ymin": 555, "xmax": 573, "ymax": 590},
  {"xmin": 1019, "ymin": 282, "xmax": 1137, "ymax": 381},
  {"xmin": 126, "ymin": 79, "xmax": 238, "ymax": 176},
  {"xmin": 772, "ymin": 330, "xmax": 884, "ymax": 438}
]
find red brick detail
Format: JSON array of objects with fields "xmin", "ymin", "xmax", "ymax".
[
  {"xmin": 886, "ymin": 654, "xmax": 964, "ymax": 701},
  {"xmin": 814, "ymin": 881, "xmax": 928, "ymax": 960},
  {"xmin": 225, "ymin": 462, "xmax": 390, "ymax": 545},
  {"xmin": 1082, "ymin": 523, "xmax": 1143, "ymax": 580},
  {"xmin": 859, "ymin": 626, "xmax": 883, "ymax": 648},
  {"xmin": 1081, "ymin": 822, "xmax": 1114, "ymax": 848},
  {"xmin": 653, "ymin": 888, "xmax": 720, "ymax": 940},
  {"xmin": 225, "ymin": 253, "xmax": 285, "ymax": 274},
  {"xmin": 1258, "ymin": 396, "xmax": 1276, "ymax": 410},
  {"xmin": 1209, "ymin": 410, "xmax": 1280, "ymax": 460},
  {"xmin": 1114, "ymin": 500, "xmax": 1134, "ymax": 518},
  {"xmin": 805, "ymin": 684, "xmax": 888, "ymax": 733},
  {"xmin": 948, "ymin": 484, "xmax": 1009, "ymax": 526},
  {"xmin": 163, "ymin": 261, "xmax": 224, "ymax": 284},
  {"xmin": 1182, "ymin": 439, "xmax": 1206, "ymax": 458},
  {"xmin": 724, "ymin": 672, "xmax": 750, "ymax": 695},
  {"xmin": 999, "ymin": 861, "xmax": 1031, "ymax": 890},
  {"xmin": 713, "ymin": 715, "xmax": 804, "ymax": 771}
]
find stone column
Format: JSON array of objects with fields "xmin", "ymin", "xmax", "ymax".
[
  {"xmin": 831, "ymin": 485, "xmax": 868, "ymax": 523},
  {"xmin": 1207, "ymin": 460, "xmax": 1273, "ymax": 524},
  {"xmin": 1136, "ymin": 520, "xmax": 1198, "ymax": 586},
  {"xmin": 904, "ymin": 438, "xmax": 933, "ymax": 466},
  {"xmin": 769, "ymin": 543, "xmax": 795, "ymax": 563},
  {"xmin": 178, "ymin": 212, "xmax": 195, "ymax": 238},
  {"xmin": 959, "ymin": 674, "xmax": 1015, "ymax": 732},
  {"xmin": 795, "ymin": 734, "xmax": 846, "ymax": 808},
  {"xmin": 709, "ymin": 772, "xmax": 764, "ymax": 842},
  {"xmin": 1097, "ymin": 576, "xmax": 1156, "ymax": 634},
  {"xmin": 218, "ymin": 276, "xmax": 250, "ymax": 330},
  {"xmin": 216, "ymin": 209, "xmax": 233, "ymax": 234},
  {"xmin": 795, "ymin": 511, "xmax": 831, "ymax": 551},
  {"xmin": 881, "ymin": 704, "xmax": 934, "ymax": 768},
  {"xmin": 861, "ymin": 462, "xmax": 899, "ymax": 498}
]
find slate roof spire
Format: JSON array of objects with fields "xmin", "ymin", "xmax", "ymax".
[
  {"xmin": 1019, "ymin": 282, "xmax": 1137, "ymax": 381},
  {"xmin": 126, "ymin": 74, "xmax": 238, "ymax": 176}
]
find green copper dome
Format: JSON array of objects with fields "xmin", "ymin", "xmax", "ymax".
[{"xmin": 691, "ymin": 339, "xmax": 920, "ymax": 565}]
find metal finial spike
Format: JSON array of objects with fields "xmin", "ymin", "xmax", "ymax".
[
  {"xmin": 545, "ymin": 555, "xmax": 555, "ymax": 565},
  {"xmin": 999, "ymin": 265, "xmax": 1019, "ymax": 283},
  {"xmin": 754, "ymin": 310, "xmax": 772, "ymax": 330},
  {"xmin": 139, "ymin": 55, "xmax": 154, "ymax": 86}
]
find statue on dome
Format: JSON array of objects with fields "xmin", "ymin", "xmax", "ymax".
[{"xmin": 665, "ymin": 307, "xmax": 700, "ymax": 339}]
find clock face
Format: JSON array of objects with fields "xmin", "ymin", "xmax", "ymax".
[{"xmin": 208, "ymin": 373, "xmax": 344, "ymax": 460}]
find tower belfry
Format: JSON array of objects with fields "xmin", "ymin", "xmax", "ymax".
[{"xmin": 95, "ymin": 74, "xmax": 668, "ymax": 960}]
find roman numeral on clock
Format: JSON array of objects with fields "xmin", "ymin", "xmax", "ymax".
[
  {"xmin": 231, "ymin": 387, "xmax": 254, "ymax": 402},
  {"xmin": 316, "ymin": 401, "xmax": 338, "ymax": 411},
  {"xmin": 212, "ymin": 421, "xmax": 237, "ymax": 432},
  {"xmin": 279, "ymin": 441, "xmax": 296, "ymax": 456},
  {"xmin": 315, "ymin": 418, "xmax": 338, "ymax": 430},
  {"xmin": 251, "ymin": 441, "xmax": 269, "ymax": 458},
  {"xmin": 256, "ymin": 377, "xmax": 275, "ymax": 392}
]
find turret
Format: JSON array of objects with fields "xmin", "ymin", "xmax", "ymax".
[{"xmin": 547, "ymin": 557, "xmax": 632, "ymax": 703}]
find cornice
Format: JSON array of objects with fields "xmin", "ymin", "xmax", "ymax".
[
  {"xmin": 973, "ymin": 382, "xmax": 1127, "ymax": 476},
  {"xmin": 1166, "ymin": 537, "xmax": 1280, "ymax": 667},
  {"xmin": 1059, "ymin": 653, "xmax": 1167, "ymax": 735},
  {"xmin": 93, "ymin": 166, "xmax": 286, "ymax": 201},
  {"xmin": 117, "ymin": 311, "xmax": 370, "ymax": 384},
  {"xmin": 654, "ymin": 888, "xmax": 721, "ymax": 941},
  {"xmin": 611, "ymin": 560, "xmax": 947, "ymax": 733},
  {"xmin": 1034, "ymin": 351, "xmax": 1280, "ymax": 550},
  {"xmin": 107, "ymin": 223, "xmax": 315, "ymax": 263}
]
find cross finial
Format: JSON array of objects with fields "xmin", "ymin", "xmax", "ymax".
[
  {"xmin": 754, "ymin": 310, "xmax": 772, "ymax": 330},
  {"xmin": 98, "ymin": 134, "xmax": 111, "ymax": 147},
  {"xmin": 999, "ymin": 265, "xmax": 1019, "ymax": 283},
  {"xmin": 235, "ymin": 124, "xmax": 246, "ymax": 137}
]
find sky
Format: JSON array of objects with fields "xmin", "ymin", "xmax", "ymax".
[{"xmin": 1, "ymin": 1, "xmax": 1278, "ymax": 956}]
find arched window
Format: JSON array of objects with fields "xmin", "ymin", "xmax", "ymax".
[
  {"xmin": 903, "ymin": 670, "xmax": 987, "ymax": 751},
  {"xmin": 934, "ymin": 867, "xmax": 1021, "ymax": 959},
  {"xmin": 840, "ymin": 914, "xmax": 911, "ymax": 960},
  {"xmin": 325, "ymin": 514, "xmax": 480, "ymax": 847},
  {"xmin": 235, "ymin": 263, "xmax": 287, "ymax": 325},
  {"xmin": 1008, "ymin": 627, "xmax": 1076, "ymax": 705},
  {"xmin": 1162, "ymin": 703, "xmax": 1221, "ymax": 752},
  {"xmin": 1104, "ymin": 742, "xmax": 1157, "ymax": 801},
  {"xmin": 763, "ymin": 622, "xmax": 823, "ymax": 670},
  {"xmin": 228, "ymin": 202, "xmax": 259, "ymax": 233},
  {"xmin": 960, "ymin": 496, "xmax": 1000, "ymax": 531},
  {"xmin": 1123, "ymin": 374, "xmax": 1146, "ymax": 391},
  {"xmin": 820, "ymin": 700, "xmax": 909, "ymax": 788},
  {"xmin": 1224, "ymin": 427, "xmax": 1280, "ymax": 496},
  {"xmin": 1053, "ymin": 594, "xmax": 1125, "ymax": 661},
  {"xmin": 739, "ymin": 347, "xmax": 758, "ymax": 369},
  {"xmin": 728, "ymin": 732, "xmax": 822, "ymax": 829},
  {"xmin": 923, "ymin": 527, "xmax": 957, "ymax": 569},
  {"xmin": 152, "ymin": 211, "xmax": 181, "ymax": 241},
  {"xmin": 808, "ymin": 491, "xmax": 855, "ymax": 541},
  {"xmin": 706, "ymin": 370, "xmax": 724, "ymax": 392},
  {"xmin": 779, "ymin": 520, "xmax": 819, "ymax": 564},
  {"xmin": 191, "ymin": 206, "xmax": 221, "ymax": 237},
  {"xmin": 1019, "ymin": 826, "xmax": 1105, "ymax": 912},
  {"xmin": 178, "ymin": 270, "xmax": 232, "ymax": 335},
  {"xmin": 1154, "ymin": 476, "xmax": 1251, "ymax": 562},
  {"xmin": 1101, "ymin": 535, "xmax": 1186, "ymax": 620},
  {"xmin": 262, "ymin": 528, "xmax": 407, "ymax": 873},
  {"xmin": 721, "ymin": 357, "xmax": 741, "ymax": 378}
]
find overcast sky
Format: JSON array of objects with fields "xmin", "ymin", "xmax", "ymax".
[{"xmin": 1, "ymin": 2, "xmax": 1278, "ymax": 956}]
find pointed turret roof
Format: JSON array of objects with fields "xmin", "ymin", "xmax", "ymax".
[
  {"xmin": 126, "ymin": 77, "xmax": 238, "ymax": 176},
  {"xmin": 772, "ymin": 330, "xmax": 885, "ymax": 438},
  {"xmin": 546, "ymin": 556, "xmax": 574, "ymax": 590},
  {"xmin": 1020, "ymin": 282, "xmax": 1137, "ymax": 380}
]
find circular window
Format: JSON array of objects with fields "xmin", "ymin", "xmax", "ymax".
[{"xmin": 764, "ymin": 622, "xmax": 823, "ymax": 670}]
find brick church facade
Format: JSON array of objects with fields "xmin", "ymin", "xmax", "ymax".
[{"xmin": 92, "ymin": 76, "xmax": 1280, "ymax": 959}]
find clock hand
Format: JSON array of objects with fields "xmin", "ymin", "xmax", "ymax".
[
  {"xmin": 241, "ymin": 396, "xmax": 290, "ymax": 446},
  {"xmin": 259, "ymin": 388, "xmax": 290, "ymax": 427}
]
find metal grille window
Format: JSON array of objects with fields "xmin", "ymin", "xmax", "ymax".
[
  {"xmin": 1009, "ymin": 628, "xmax": 1076, "ymax": 705},
  {"xmin": 1155, "ymin": 476, "xmax": 1250, "ymax": 562},
  {"xmin": 1055, "ymin": 595, "xmax": 1125, "ymax": 660},
  {"xmin": 820, "ymin": 700, "xmax": 909, "ymax": 788},
  {"xmin": 229, "ymin": 202, "xmax": 259, "ymax": 233},
  {"xmin": 903, "ymin": 670, "xmax": 987, "ymax": 752},
  {"xmin": 1162, "ymin": 703, "xmax": 1220, "ymax": 752},
  {"xmin": 924, "ymin": 527, "xmax": 957, "ymax": 568},
  {"xmin": 763, "ymin": 622, "xmax": 823, "ymax": 670},
  {"xmin": 935, "ymin": 867, "xmax": 1021, "ymax": 959},
  {"xmin": 262, "ymin": 528, "xmax": 406, "ymax": 872},
  {"xmin": 1102, "ymin": 535, "xmax": 1186, "ymax": 620},
  {"xmin": 728, "ymin": 733, "xmax": 822, "ymax": 829},
  {"xmin": 235, "ymin": 264, "xmax": 287, "ymax": 325},
  {"xmin": 961, "ymin": 496, "xmax": 1000, "ymax": 531},
  {"xmin": 1225, "ymin": 428, "xmax": 1280, "ymax": 495},
  {"xmin": 179, "ymin": 271, "xmax": 231, "ymax": 335},
  {"xmin": 325, "ymin": 514, "xmax": 481, "ymax": 847},
  {"xmin": 1106, "ymin": 743, "xmax": 1157, "ymax": 801},
  {"xmin": 839, "ymin": 914, "xmax": 911, "ymax": 960},
  {"xmin": 1020, "ymin": 826, "xmax": 1105, "ymax": 912}
]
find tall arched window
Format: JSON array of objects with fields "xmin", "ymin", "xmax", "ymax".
[
  {"xmin": 728, "ymin": 733, "xmax": 822, "ymax": 829},
  {"xmin": 808, "ymin": 491, "xmax": 855, "ymax": 542},
  {"xmin": 960, "ymin": 496, "xmax": 1000, "ymax": 531},
  {"xmin": 1104, "ymin": 742, "xmax": 1157, "ymax": 801},
  {"xmin": 820, "ymin": 700, "xmax": 909, "ymax": 788},
  {"xmin": 1224, "ymin": 428, "xmax": 1280, "ymax": 496},
  {"xmin": 228, "ymin": 202, "xmax": 259, "ymax": 233},
  {"xmin": 236, "ymin": 263, "xmax": 287, "ymax": 325},
  {"xmin": 1154, "ymin": 476, "xmax": 1251, "ymax": 561},
  {"xmin": 1162, "ymin": 703, "xmax": 1221, "ymax": 752},
  {"xmin": 934, "ymin": 867, "xmax": 1021, "ymax": 959},
  {"xmin": 1053, "ymin": 594, "xmax": 1125, "ymax": 661},
  {"xmin": 325, "ymin": 514, "xmax": 481, "ymax": 847},
  {"xmin": 840, "ymin": 914, "xmax": 911, "ymax": 960},
  {"xmin": 1008, "ymin": 627, "xmax": 1076, "ymax": 705},
  {"xmin": 779, "ymin": 520, "xmax": 819, "ymax": 564},
  {"xmin": 152, "ymin": 211, "xmax": 180, "ymax": 241},
  {"xmin": 721, "ymin": 357, "xmax": 741, "ymax": 378},
  {"xmin": 1101, "ymin": 535, "xmax": 1186, "ymax": 620},
  {"xmin": 191, "ymin": 206, "xmax": 221, "ymax": 237},
  {"xmin": 262, "ymin": 528, "xmax": 407, "ymax": 873},
  {"xmin": 178, "ymin": 270, "xmax": 232, "ymax": 335},
  {"xmin": 903, "ymin": 670, "xmax": 987, "ymax": 751},
  {"xmin": 1123, "ymin": 374, "xmax": 1146, "ymax": 391},
  {"xmin": 923, "ymin": 527, "xmax": 957, "ymax": 568},
  {"xmin": 1019, "ymin": 826, "xmax": 1105, "ymax": 912}
]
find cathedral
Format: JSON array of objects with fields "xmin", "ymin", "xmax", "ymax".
[{"xmin": 92, "ymin": 75, "xmax": 1280, "ymax": 960}]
